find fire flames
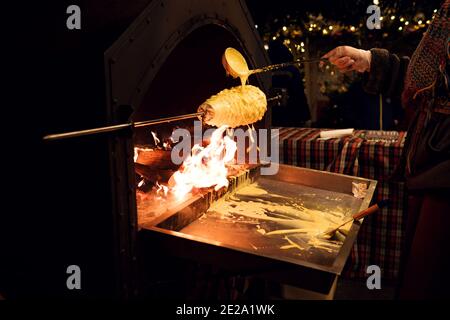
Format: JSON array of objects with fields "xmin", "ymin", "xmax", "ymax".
[
  {"xmin": 170, "ymin": 125, "xmax": 237, "ymax": 200},
  {"xmin": 135, "ymin": 125, "xmax": 239, "ymax": 202},
  {"xmin": 156, "ymin": 181, "xmax": 169, "ymax": 199},
  {"xmin": 134, "ymin": 125, "xmax": 253, "ymax": 201}
]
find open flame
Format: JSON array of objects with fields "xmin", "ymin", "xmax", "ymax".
[
  {"xmin": 246, "ymin": 124, "xmax": 256, "ymax": 153},
  {"xmin": 156, "ymin": 181, "xmax": 169, "ymax": 198},
  {"xmin": 151, "ymin": 131, "xmax": 160, "ymax": 146},
  {"xmin": 170, "ymin": 125, "xmax": 237, "ymax": 200},
  {"xmin": 135, "ymin": 126, "xmax": 239, "ymax": 202}
]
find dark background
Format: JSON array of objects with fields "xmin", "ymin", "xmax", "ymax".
[{"xmin": 2, "ymin": 1, "xmax": 150, "ymax": 298}]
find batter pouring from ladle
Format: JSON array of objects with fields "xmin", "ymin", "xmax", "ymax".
[{"xmin": 221, "ymin": 47, "xmax": 326, "ymax": 87}]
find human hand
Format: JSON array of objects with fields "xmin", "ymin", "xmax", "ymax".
[{"xmin": 320, "ymin": 46, "xmax": 371, "ymax": 73}]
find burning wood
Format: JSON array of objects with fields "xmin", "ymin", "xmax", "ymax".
[
  {"xmin": 135, "ymin": 163, "xmax": 174, "ymax": 184},
  {"xmin": 136, "ymin": 124, "xmax": 251, "ymax": 224},
  {"xmin": 134, "ymin": 148, "xmax": 178, "ymax": 170}
]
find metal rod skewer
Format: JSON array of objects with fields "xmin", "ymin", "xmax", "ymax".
[
  {"xmin": 43, "ymin": 112, "xmax": 205, "ymax": 141},
  {"xmin": 43, "ymin": 95, "xmax": 282, "ymax": 141},
  {"xmin": 134, "ymin": 112, "xmax": 204, "ymax": 128},
  {"xmin": 43, "ymin": 123, "xmax": 132, "ymax": 141}
]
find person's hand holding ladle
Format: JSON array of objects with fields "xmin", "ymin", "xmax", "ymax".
[{"xmin": 320, "ymin": 46, "xmax": 372, "ymax": 73}]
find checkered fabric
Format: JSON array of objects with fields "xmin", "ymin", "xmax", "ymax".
[{"xmin": 278, "ymin": 127, "xmax": 407, "ymax": 281}]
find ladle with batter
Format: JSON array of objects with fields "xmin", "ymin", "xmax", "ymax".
[{"xmin": 222, "ymin": 47, "xmax": 326, "ymax": 86}]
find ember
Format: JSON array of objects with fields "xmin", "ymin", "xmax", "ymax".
[{"xmin": 156, "ymin": 181, "xmax": 169, "ymax": 198}]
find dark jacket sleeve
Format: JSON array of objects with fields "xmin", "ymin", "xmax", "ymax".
[{"xmin": 363, "ymin": 48, "xmax": 410, "ymax": 98}]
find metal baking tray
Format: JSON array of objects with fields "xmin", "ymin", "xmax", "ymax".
[{"xmin": 139, "ymin": 164, "xmax": 376, "ymax": 293}]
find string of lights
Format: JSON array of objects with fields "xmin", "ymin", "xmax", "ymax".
[
  {"xmin": 255, "ymin": 1, "xmax": 441, "ymax": 96},
  {"xmin": 260, "ymin": 2, "xmax": 439, "ymax": 55}
]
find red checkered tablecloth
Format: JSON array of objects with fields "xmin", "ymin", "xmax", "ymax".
[{"xmin": 277, "ymin": 128, "xmax": 407, "ymax": 281}]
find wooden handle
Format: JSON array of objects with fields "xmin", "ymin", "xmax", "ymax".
[{"xmin": 352, "ymin": 204, "xmax": 379, "ymax": 220}]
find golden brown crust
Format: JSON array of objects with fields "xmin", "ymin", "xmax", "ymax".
[{"xmin": 199, "ymin": 85, "xmax": 267, "ymax": 128}]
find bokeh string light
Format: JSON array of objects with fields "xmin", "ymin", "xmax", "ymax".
[
  {"xmin": 262, "ymin": 5, "xmax": 438, "ymax": 55},
  {"xmin": 257, "ymin": 2, "xmax": 439, "ymax": 97}
]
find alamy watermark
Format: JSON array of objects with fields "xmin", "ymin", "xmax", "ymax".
[
  {"xmin": 367, "ymin": 4, "xmax": 381, "ymax": 30},
  {"xmin": 366, "ymin": 265, "xmax": 382, "ymax": 290},
  {"xmin": 66, "ymin": 265, "xmax": 81, "ymax": 290},
  {"xmin": 66, "ymin": 5, "xmax": 81, "ymax": 30}
]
